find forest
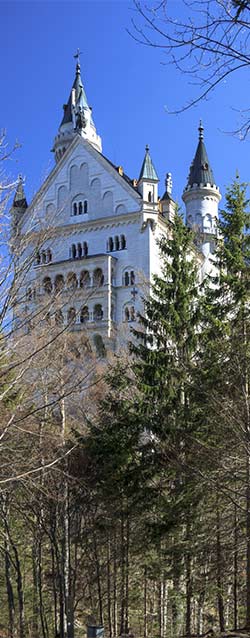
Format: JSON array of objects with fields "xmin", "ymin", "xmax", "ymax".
[{"xmin": 0, "ymin": 131, "xmax": 250, "ymax": 638}]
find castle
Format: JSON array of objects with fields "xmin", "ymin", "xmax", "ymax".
[{"xmin": 11, "ymin": 56, "xmax": 221, "ymax": 352}]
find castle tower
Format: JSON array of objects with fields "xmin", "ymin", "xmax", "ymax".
[
  {"xmin": 137, "ymin": 145, "xmax": 159, "ymax": 210},
  {"xmin": 10, "ymin": 175, "xmax": 28, "ymax": 238},
  {"xmin": 182, "ymin": 122, "xmax": 221, "ymax": 257},
  {"xmin": 52, "ymin": 53, "xmax": 102, "ymax": 162},
  {"xmin": 160, "ymin": 172, "xmax": 176, "ymax": 222}
]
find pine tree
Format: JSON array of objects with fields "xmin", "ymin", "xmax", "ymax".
[{"xmin": 195, "ymin": 176, "xmax": 250, "ymax": 629}]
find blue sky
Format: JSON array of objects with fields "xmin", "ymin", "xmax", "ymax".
[{"xmin": 1, "ymin": 0, "xmax": 249, "ymax": 209}]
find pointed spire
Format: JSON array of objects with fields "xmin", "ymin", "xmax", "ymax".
[
  {"xmin": 139, "ymin": 145, "xmax": 159, "ymax": 181},
  {"xmin": 53, "ymin": 53, "xmax": 102, "ymax": 161},
  {"xmin": 187, "ymin": 122, "xmax": 215, "ymax": 187},
  {"xmin": 60, "ymin": 57, "xmax": 90, "ymax": 128},
  {"xmin": 12, "ymin": 175, "xmax": 28, "ymax": 211}
]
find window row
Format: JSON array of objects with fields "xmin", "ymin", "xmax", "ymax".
[
  {"xmin": 54, "ymin": 304, "xmax": 104, "ymax": 325},
  {"xmin": 42, "ymin": 268, "xmax": 104, "ymax": 294},
  {"xmin": 36, "ymin": 249, "xmax": 52, "ymax": 265},
  {"xmin": 72, "ymin": 200, "xmax": 88, "ymax": 216},
  {"xmin": 107, "ymin": 235, "xmax": 126, "ymax": 252},
  {"xmin": 70, "ymin": 242, "xmax": 88, "ymax": 259}
]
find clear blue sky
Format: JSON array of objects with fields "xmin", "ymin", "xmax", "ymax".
[{"xmin": 1, "ymin": 0, "xmax": 249, "ymax": 209}]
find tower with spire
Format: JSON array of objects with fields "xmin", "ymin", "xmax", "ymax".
[
  {"xmin": 10, "ymin": 175, "xmax": 28, "ymax": 238},
  {"xmin": 137, "ymin": 145, "xmax": 159, "ymax": 209},
  {"xmin": 182, "ymin": 121, "xmax": 221, "ymax": 257},
  {"xmin": 53, "ymin": 54, "xmax": 102, "ymax": 162}
]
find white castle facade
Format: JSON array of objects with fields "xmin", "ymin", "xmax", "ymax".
[{"xmin": 12, "ymin": 58, "xmax": 221, "ymax": 352}]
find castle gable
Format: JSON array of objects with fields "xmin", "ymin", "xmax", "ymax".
[{"xmin": 21, "ymin": 136, "xmax": 141, "ymax": 233}]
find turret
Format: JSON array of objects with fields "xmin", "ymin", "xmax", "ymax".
[
  {"xmin": 160, "ymin": 172, "xmax": 176, "ymax": 221},
  {"xmin": 10, "ymin": 175, "xmax": 28, "ymax": 237},
  {"xmin": 137, "ymin": 145, "xmax": 159, "ymax": 209},
  {"xmin": 52, "ymin": 52, "xmax": 102, "ymax": 162},
  {"xmin": 182, "ymin": 122, "xmax": 221, "ymax": 256}
]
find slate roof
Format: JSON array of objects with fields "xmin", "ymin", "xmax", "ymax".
[
  {"xmin": 12, "ymin": 176, "xmax": 28, "ymax": 210},
  {"xmin": 60, "ymin": 62, "xmax": 93, "ymax": 127},
  {"xmin": 188, "ymin": 122, "xmax": 215, "ymax": 187},
  {"xmin": 139, "ymin": 145, "xmax": 159, "ymax": 181}
]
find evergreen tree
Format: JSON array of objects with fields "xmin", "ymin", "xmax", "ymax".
[{"xmin": 195, "ymin": 176, "xmax": 250, "ymax": 629}]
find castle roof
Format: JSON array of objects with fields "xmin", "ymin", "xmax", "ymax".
[
  {"xmin": 12, "ymin": 175, "xmax": 28, "ymax": 210},
  {"xmin": 139, "ymin": 145, "xmax": 159, "ymax": 181},
  {"xmin": 60, "ymin": 61, "xmax": 93, "ymax": 127},
  {"xmin": 187, "ymin": 122, "xmax": 215, "ymax": 187}
]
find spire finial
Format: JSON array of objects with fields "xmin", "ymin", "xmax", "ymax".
[
  {"xmin": 198, "ymin": 120, "xmax": 204, "ymax": 140},
  {"xmin": 145, "ymin": 144, "xmax": 149, "ymax": 153},
  {"xmin": 165, "ymin": 172, "xmax": 173, "ymax": 195},
  {"xmin": 74, "ymin": 48, "xmax": 82, "ymax": 71}
]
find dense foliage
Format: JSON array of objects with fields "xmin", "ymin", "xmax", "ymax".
[{"xmin": 1, "ymin": 181, "xmax": 250, "ymax": 638}]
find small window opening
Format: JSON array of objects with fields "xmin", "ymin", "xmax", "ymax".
[
  {"xmin": 83, "ymin": 241, "xmax": 88, "ymax": 257},
  {"xmin": 120, "ymin": 235, "xmax": 126, "ymax": 250}
]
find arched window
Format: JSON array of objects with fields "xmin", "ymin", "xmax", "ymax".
[
  {"xmin": 43, "ymin": 277, "xmax": 52, "ymax": 294},
  {"xmin": 77, "ymin": 243, "xmax": 82, "ymax": 258},
  {"xmin": 124, "ymin": 307, "xmax": 130, "ymax": 322},
  {"xmin": 84, "ymin": 200, "xmax": 88, "ymax": 214},
  {"xmin": 41, "ymin": 250, "xmax": 46, "ymax": 264},
  {"xmin": 120, "ymin": 235, "xmax": 126, "ymax": 250},
  {"xmin": 93, "ymin": 268, "xmax": 104, "ymax": 287},
  {"xmin": 83, "ymin": 241, "xmax": 88, "ymax": 256},
  {"xmin": 80, "ymin": 306, "xmax": 89, "ymax": 323},
  {"xmin": 80, "ymin": 270, "xmax": 90, "ymax": 288},
  {"xmin": 78, "ymin": 201, "xmax": 83, "ymax": 215},
  {"xmin": 55, "ymin": 310, "xmax": 64, "ymax": 325},
  {"xmin": 114, "ymin": 236, "xmax": 120, "ymax": 251},
  {"xmin": 67, "ymin": 272, "xmax": 78, "ymax": 290},
  {"xmin": 131, "ymin": 271, "xmax": 135, "ymax": 285},
  {"xmin": 72, "ymin": 244, "xmax": 77, "ymax": 259},
  {"xmin": 148, "ymin": 191, "xmax": 152, "ymax": 202},
  {"xmin": 130, "ymin": 306, "xmax": 136, "ymax": 321},
  {"xmin": 54, "ymin": 274, "xmax": 64, "ymax": 293},
  {"xmin": 47, "ymin": 248, "xmax": 52, "ymax": 262},
  {"xmin": 108, "ymin": 237, "xmax": 114, "ymax": 252},
  {"xmin": 67, "ymin": 307, "xmax": 76, "ymax": 324},
  {"xmin": 73, "ymin": 202, "xmax": 77, "ymax": 216},
  {"xmin": 93, "ymin": 304, "xmax": 103, "ymax": 321},
  {"xmin": 124, "ymin": 271, "xmax": 130, "ymax": 286}
]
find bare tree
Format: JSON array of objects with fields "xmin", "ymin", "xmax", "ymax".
[{"xmin": 131, "ymin": 0, "xmax": 250, "ymax": 137}]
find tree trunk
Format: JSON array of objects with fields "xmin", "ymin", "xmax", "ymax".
[
  {"xmin": 143, "ymin": 567, "xmax": 147, "ymax": 638},
  {"xmin": 216, "ymin": 497, "xmax": 225, "ymax": 632},
  {"xmin": 185, "ymin": 521, "xmax": 192, "ymax": 637},
  {"xmin": 4, "ymin": 534, "xmax": 15, "ymax": 638},
  {"xmin": 107, "ymin": 533, "xmax": 113, "ymax": 638}
]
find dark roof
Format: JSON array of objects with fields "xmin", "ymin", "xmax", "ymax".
[
  {"xmin": 12, "ymin": 176, "xmax": 28, "ymax": 210},
  {"xmin": 60, "ymin": 62, "xmax": 93, "ymax": 127},
  {"xmin": 139, "ymin": 145, "xmax": 159, "ymax": 181},
  {"xmin": 160, "ymin": 190, "xmax": 174, "ymax": 202},
  {"xmin": 187, "ymin": 122, "xmax": 215, "ymax": 187}
]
